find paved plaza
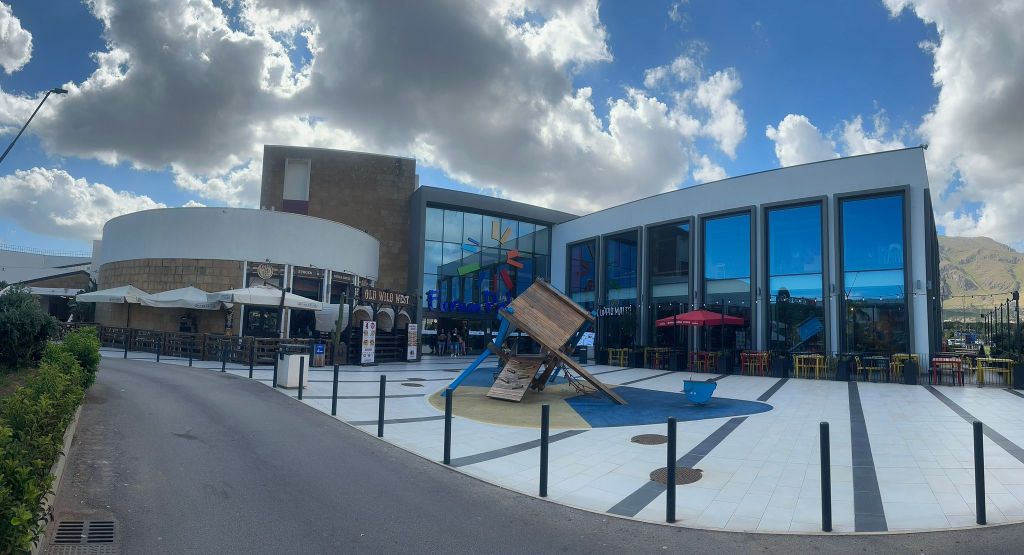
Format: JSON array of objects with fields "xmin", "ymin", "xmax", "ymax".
[{"xmin": 104, "ymin": 349, "xmax": 1024, "ymax": 534}]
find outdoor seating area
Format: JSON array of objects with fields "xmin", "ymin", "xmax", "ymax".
[
  {"xmin": 689, "ymin": 351, "xmax": 719, "ymax": 372},
  {"xmin": 740, "ymin": 351, "xmax": 770, "ymax": 376}
]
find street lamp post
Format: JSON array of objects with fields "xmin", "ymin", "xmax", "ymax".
[{"xmin": 0, "ymin": 87, "xmax": 68, "ymax": 166}]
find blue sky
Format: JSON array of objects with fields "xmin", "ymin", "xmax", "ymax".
[{"xmin": 1, "ymin": 0, "xmax": 1018, "ymax": 253}]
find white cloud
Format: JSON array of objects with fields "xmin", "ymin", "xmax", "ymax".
[
  {"xmin": 0, "ymin": 2, "xmax": 32, "ymax": 74},
  {"xmin": 692, "ymin": 154, "xmax": 726, "ymax": 183},
  {"xmin": 0, "ymin": 167, "xmax": 164, "ymax": 240},
  {"xmin": 2, "ymin": 0, "xmax": 748, "ymax": 218},
  {"xmin": 841, "ymin": 113, "xmax": 906, "ymax": 156},
  {"xmin": 765, "ymin": 114, "xmax": 837, "ymax": 167},
  {"xmin": 884, "ymin": 0, "xmax": 1024, "ymax": 246}
]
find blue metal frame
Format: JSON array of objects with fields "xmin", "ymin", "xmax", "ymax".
[{"xmin": 444, "ymin": 308, "xmax": 515, "ymax": 395}]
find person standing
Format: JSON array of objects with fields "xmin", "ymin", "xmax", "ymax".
[{"xmin": 437, "ymin": 329, "xmax": 447, "ymax": 356}]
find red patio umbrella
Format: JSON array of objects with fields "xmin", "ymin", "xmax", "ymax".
[{"xmin": 655, "ymin": 309, "xmax": 744, "ymax": 327}]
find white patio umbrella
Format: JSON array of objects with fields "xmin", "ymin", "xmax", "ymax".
[
  {"xmin": 315, "ymin": 304, "xmax": 350, "ymax": 333},
  {"xmin": 207, "ymin": 285, "xmax": 323, "ymax": 311},
  {"xmin": 141, "ymin": 286, "xmax": 229, "ymax": 310},
  {"xmin": 76, "ymin": 285, "xmax": 150, "ymax": 327}
]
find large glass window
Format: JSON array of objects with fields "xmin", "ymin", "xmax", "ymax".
[
  {"xmin": 648, "ymin": 222, "xmax": 690, "ymax": 350},
  {"xmin": 766, "ymin": 204, "xmax": 825, "ymax": 353},
  {"xmin": 601, "ymin": 231, "xmax": 639, "ymax": 349},
  {"xmin": 840, "ymin": 194, "xmax": 908, "ymax": 354},
  {"xmin": 567, "ymin": 240, "xmax": 597, "ymax": 311},
  {"xmin": 703, "ymin": 213, "xmax": 752, "ymax": 351}
]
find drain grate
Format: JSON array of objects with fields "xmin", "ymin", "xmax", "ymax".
[
  {"xmin": 631, "ymin": 434, "xmax": 668, "ymax": 445},
  {"xmin": 48, "ymin": 520, "xmax": 118, "ymax": 555},
  {"xmin": 649, "ymin": 467, "xmax": 703, "ymax": 485},
  {"xmin": 401, "ymin": 382, "xmax": 424, "ymax": 388}
]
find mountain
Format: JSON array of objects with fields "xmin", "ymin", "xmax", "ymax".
[{"xmin": 938, "ymin": 236, "xmax": 1023, "ymax": 320}]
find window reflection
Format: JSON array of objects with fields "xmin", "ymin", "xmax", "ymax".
[
  {"xmin": 841, "ymin": 194, "xmax": 908, "ymax": 354},
  {"xmin": 703, "ymin": 213, "xmax": 751, "ymax": 351},
  {"xmin": 767, "ymin": 204, "xmax": 824, "ymax": 353},
  {"xmin": 602, "ymin": 231, "xmax": 639, "ymax": 349},
  {"xmin": 648, "ymin": 222, "xmax": 690, "ymax": 351},
  {"xmin": 567, "ymin": 240, "xmax": 597, "ymax": 310}
]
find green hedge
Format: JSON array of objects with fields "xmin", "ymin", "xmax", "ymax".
[
  {"xmin": 0, "ymin": 329, "xmax": 98, "ymax": 554},
  {"xmin": 0, "ymin": 288, "xmax": 58, "ymax": 372}
]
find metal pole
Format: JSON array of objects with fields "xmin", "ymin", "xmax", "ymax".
[
  {"xmin": 156, "ymin": 333, "xmax": 162, "ymax": 363},
  {"xmin": 0, "ymin": 89, "xmax": 62, "ymax": 166},
  {"xmin": 331, "ymin": 363, "xmax": 340, "ymax": 416},
  {"xmin": 975, "ymin": 421, "xmax": 986, "ymax": 525},
  {"xmin": 667, "ymin": 416, "xmax": 677, "ymax": 523},
  {"xmin": 540, "ymin": 404, "xmax": 550, "ymax": 497},
  {"xmin": 221, "ymin": 342, "xmax": 227, "ymax": 372},
  {"xmin": 272, "ymin": 349, "xmax": 280, "ymax": 388},
  {"xmin": 248, "ymin": 339, "xmax": 255, "ymax": 379},
  {"xmin": 820, "ymin": 422, "xmax": 832, "ymax": 532},
  {"xmin": 123, "ymin": 328, "xmax": 129, "ymax": 359},
  {"xmin": 444, "ymin": 387, "xmax": 454, "ymax": 465},
  {"xmin": 189, "ymin": 335, "xmax": 194, "ymax": 367},
  {"xmin": 377, "ymin": 375, "xmax": 386, "ymax": 437},
  {"xmin": 297, "ymin": 355, "xmax": 305, "ymax": 400}
]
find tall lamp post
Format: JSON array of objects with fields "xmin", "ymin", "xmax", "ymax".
[{"xmin": 0, "ymin": 87, "xmax": 68, "ymax": 166}]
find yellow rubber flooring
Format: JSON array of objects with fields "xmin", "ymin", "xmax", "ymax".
[{"xmin": 427, "ymin": 384, "xmax": 592, "ymax": 429}]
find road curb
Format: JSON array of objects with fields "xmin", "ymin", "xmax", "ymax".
[{"xmin": 32, "ymin": 404, "xmax": 83, "ymax": 555}]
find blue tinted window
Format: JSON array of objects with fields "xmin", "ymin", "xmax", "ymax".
[
  {"xmin": 604, "ymin": 231, "xmax": 638, "ymax": 304},
  {"xmin": 424, "ymin": 241, "xmax": 443, "ymax": 275},
  {"xmin": 704, "ymin": 214, "xmax": 750, "ymax": 280},
  {"xmin": 767, "ymin": 204, "xmax": 824, "ymax": 353},
  {"xmin": 568, "ymin": 240, "xmax": 597, "ymax": 310},
  {"xmin": 443, "ymin": 210, "xmax": 463, "ymax": 244},
  {"xmin": 842, "ymin": 195, "xmax": 904, "ymax": 271},
  {"xmin": 768, "ymin": 204, "xmax": 822, "ymax": 276},
  {"xmin": 426, "ymin": 208, "xmax": 443, "ymax": 241}
]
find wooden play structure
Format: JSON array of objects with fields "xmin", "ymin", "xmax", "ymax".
[{"xmin": 447, "ymin": 279, "xmax": 626, "ymax": 405}]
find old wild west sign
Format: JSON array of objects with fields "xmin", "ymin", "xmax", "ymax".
[{"xmin": 359, "ymin": 287, "xmax": 412, "ymax": 306}]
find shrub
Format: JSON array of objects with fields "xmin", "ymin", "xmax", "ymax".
[
  {"xmin": 0, "ymin": 340, "xmax": 95, "ymax": 553},
  {"xmin": 0, "ymin": 288, "xmax": 59, "ymax": 371},
  {"xmin": 60, "ymin": 328, "xmax": 100, "ymax": 387}
]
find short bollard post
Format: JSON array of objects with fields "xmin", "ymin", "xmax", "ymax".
[
  {"xmin": 298, "ymin": 356, "xmax": 305, "ymax": 400},
  {"xmin": 377, "ymin": 375, "xmax": 386, "ymax": 438},
  {"xmin": 540, "ymin": 404, "xmax": 550, "ymax": 497},
  {"xmin": 444, "ymin": 388, "xmax": 454, "ymax": 465},
  {"xmin": 221, "ymin": 344, "xmax": 227, "ymax": 372},
  {"xmin": 123, "ymin": 330, "xmax": 129, "ymax": 359},
  {"xmin": 820, "ymin": 421, "xmax": 832, "ymax": 532},
  {"xmin": 156, "ymin": 334, "xmax": 162, "ymax": 363},
  {"xmin": 975, "ymin": 421, "xmax": 986, "ymax": 525},
  {"xmin": 331, "ymin": 364, "xmax": 340, "ymax": 416},
  {"xmin": 248, "ymin": 341, "xmax": 255, "ymax": 379},
  {"xmin": 188, "ymin": 336, "xmax": 194, "ymax": 367},
  {"xmin": 667, "ymin": 417, "xmax": 677, "ymax": 523},
  {"xmin": 272, "ymin": 351, "xmax": 280, "ymax": 388}
]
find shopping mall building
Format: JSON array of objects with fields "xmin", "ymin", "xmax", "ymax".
[{"xmin": 89, "ymin": 144, "xmax": 941, "ymax": 362}]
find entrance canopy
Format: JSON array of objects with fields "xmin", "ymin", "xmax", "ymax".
[
  {"xmin": 140, "ymin": 286, "xmax": 228, "ymax": 310},
  {"xmin": 208, "ymin": 285, "xmax": 322, "ymax": 311},
  {"xmin": 655, "ymin": 309, "xmax": 744, "ymax": 327},
  {"xmin": 76, "ymin": 285, "xmax": 149, "ymax": 304}
]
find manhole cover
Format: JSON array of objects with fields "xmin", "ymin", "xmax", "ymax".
[
  {"xmin": 649, "ymin": 467, "xmax": 703, "ymax": 485},
  {"xmin": 631, "ymin": 434, "xmax": 668, "ymax": 445},
  {"xmin": 401, "ymin": 382, "xmax": 424, "ymax": 387}
]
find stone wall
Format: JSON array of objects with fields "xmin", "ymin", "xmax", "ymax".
[
  {"xmin": 261, "ymin": 146, "xmax": 415, "ymax": 292},
  {"xmin": 96, "ymin": 258, "xmax": 244, "ymax": 334}
]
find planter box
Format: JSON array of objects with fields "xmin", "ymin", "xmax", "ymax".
[
  {"xmin": 834, "ymin": 356, "xmax": 851, "ymax": 382},
  {"xmin": 904, "ymin": 360, "xmax": 919, "ymax": 385},
  {"xmin": 1013, "ymin": 363, "xmax": 1024, "ymax": 390},
  {"xmin": 772, "ymin": 355, "xmax": 791, "ymax": 378}
]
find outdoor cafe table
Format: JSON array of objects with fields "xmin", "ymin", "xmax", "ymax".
[
  {"xmin": 689, "ymin": 351, "xmax": 719, "ymax": 372},
  {"xmin": 740, "ymin": 351, "xmax": 770, "ymax": 376},
  {"xmin": 977, "ymin": 357, "xmax": 1013, "ymax": 386},
  {"xmin": 793, "ymin": 354, "xmax": 826, "ymax": 380},
  {"xmin": 861, "ymin": 356, "xmax": 890, "ymax": 382},
  {"xmin": 644, "ymin": 347, "xmax": 671, "ymax": 369},
  {"xmin": 930, "ymin": 354, "xmax": 964, "ymax": 386}
]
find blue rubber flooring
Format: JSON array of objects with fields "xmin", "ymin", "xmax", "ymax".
[
  {"xmin": 566, "ymin": 386, "xmax": 773, "ymax": 428},
  {"xmin": 449, "ymin": 365, "xmax": 569, "ymax": 387}
]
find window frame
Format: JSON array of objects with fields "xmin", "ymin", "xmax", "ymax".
[{"xmin": 698, "ymin": 206, "xmax": 756, "ymax": 351}]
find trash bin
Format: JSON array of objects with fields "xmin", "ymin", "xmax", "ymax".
[
  {"xmin": 576, "ymin": 346, "xmax": 588, "ymax": 365},
  {"xmin": 312, "ymin": 343, "xmax": 326, "ymax": 367},
  {"xmin": 903, "ymin": 359, "xmax": 919, "ymax": 385},
  {"xmin": 772, "ymin": 355, "xmax": 791, "ymax": 378}
]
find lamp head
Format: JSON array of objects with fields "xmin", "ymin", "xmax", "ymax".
[{"xmin": 50, "ymin": 88, "xmax": 69, "ymax": 95}]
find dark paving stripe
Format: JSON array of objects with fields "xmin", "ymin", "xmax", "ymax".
[
  {"xmin": 709, "ymin": 374, "xmax": 728, "ymax": 382},
  {"xmin": 1004, "ymin": 388, "xmax": 1024, "ymax": 399},
  {"xmin": 607, "ymin": 377, "xmax": 789, "ymax": 517},
  {"xmin": 848, "ymin": 382, "xmax": 887, "ymax": 532},
  {"xmin": 926, "ymin": 386, "xmax": 1024, "ymax": 465},
  {"xmin": 591, "ymin": 367, "xmax": 639, "ymax": 376},
  {"xmin": 449, "ymin": 430, "xmax": 588, "ymax": 468},
  {"xmin": 298, "ymin": 394, "xmax": 425, "ymax": 400},
  {"xmin": 619, "ymin": 370, "xmax": 678, "ymax": 386},
  {"xmin": 348, "ymin": 415, "xmax": 446, "ymax": 426}
]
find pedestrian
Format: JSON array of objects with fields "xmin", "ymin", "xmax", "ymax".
[
  {"xmin": 451, "ymin": 332, "xmax": 461, "ymax": 357},
  {"xmin": 437, "ymin": 329, "xmax": 447, "ymax": 356},
  {"xmin": 458, "ymin": 333, "xmax": 467, "ymax": 357}
]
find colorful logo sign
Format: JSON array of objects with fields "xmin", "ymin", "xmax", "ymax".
[{"xmin": 458, "ymin": 221, "xmax": 522, "ymax": 290}]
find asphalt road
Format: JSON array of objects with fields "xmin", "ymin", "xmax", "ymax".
[{"xmin": 41, "ymin": 357, "xmax": 1024, "ymax": 554}]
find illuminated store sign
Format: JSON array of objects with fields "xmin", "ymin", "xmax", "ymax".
[{"xmin": 425, "ymin": 289, "xmax": 513, "ymax": 314}]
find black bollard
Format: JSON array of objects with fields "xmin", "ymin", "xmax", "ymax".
[
  {"xmin": 221, "ymin": 344, "xmax": 227, "ymax": 372},
  {"xmin": 331, "ymin": 364, "xmax": 340, "ymax": 416},
  {"xmin": 377, "ymin": 375, "xmax": 386, "ymax": 438},
  {"xmin": 975, "ymin": 421, "xmax": 986, "ymax": 525},
  {"xmin": 248, "ymin": 341, "xmax": 255, "ymax": 379},
  {"xmin": 540, "ymin": 404, "xmax": 550, "ymax": 497},
  {"xmin": 272, "ymin": 351, "xmax": 280, "ymax": 388},
  {"xmin": 298, "ymin": 356, "xmax": 305, "ymax": 400},
  {"xmin": 667, "ymin": 417, "xmax": 677, "ymax": 523},
  {"xmin": 188, "ymin": 336, "xmax": 193, "ymax": 367},
  {"xmin": 123, "ymin": 330, "xmax": 129, "ymax": 359},
  {"xmin": 820, "ymin": 422, "xmax": 832, "ymax": 532},
  {"xmin": 444, "ymin": 388, "xmax": 454, "ymax": 465},
  {"xmin": 156, "ymin": 334, "xmax": 162, "ymax": 363}
]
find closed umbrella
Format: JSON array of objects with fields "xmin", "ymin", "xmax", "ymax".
[
  {"xmin": 76, "ymin": 285, "xmax": 150, "ymax": 327},
  {"xmin": 207, "ymin": 285, "xmax": 323, "ymax": 310},
  {"xmin": 141, "ymin": 286, "xmax": 228, "ymax": 310}
]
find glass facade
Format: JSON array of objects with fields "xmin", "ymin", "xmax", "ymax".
[
  {"xmin": 567, "ymin": 239, "xmax": 597, "ymax": 311},
  {"xmin": 840, "ymin": 193, "xmax": 908, "ymax": 354},
  {"xmin": 766, "ymin": 204, "xmax": 825, "ymax": 353},
  {"xmin": 703, "ymin": 213, "xmax": 752, "ymax": 351},
  {"xmin": 648, "ymin": 222, "xmax": 690, "ymax": 350},
  {"xmin": 600, "ymin": 231, "xmax": 639, "ymax": 348},
  {"xmin": 422, "ymin": 206, "xmax": 550, "ymax": 353}
]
